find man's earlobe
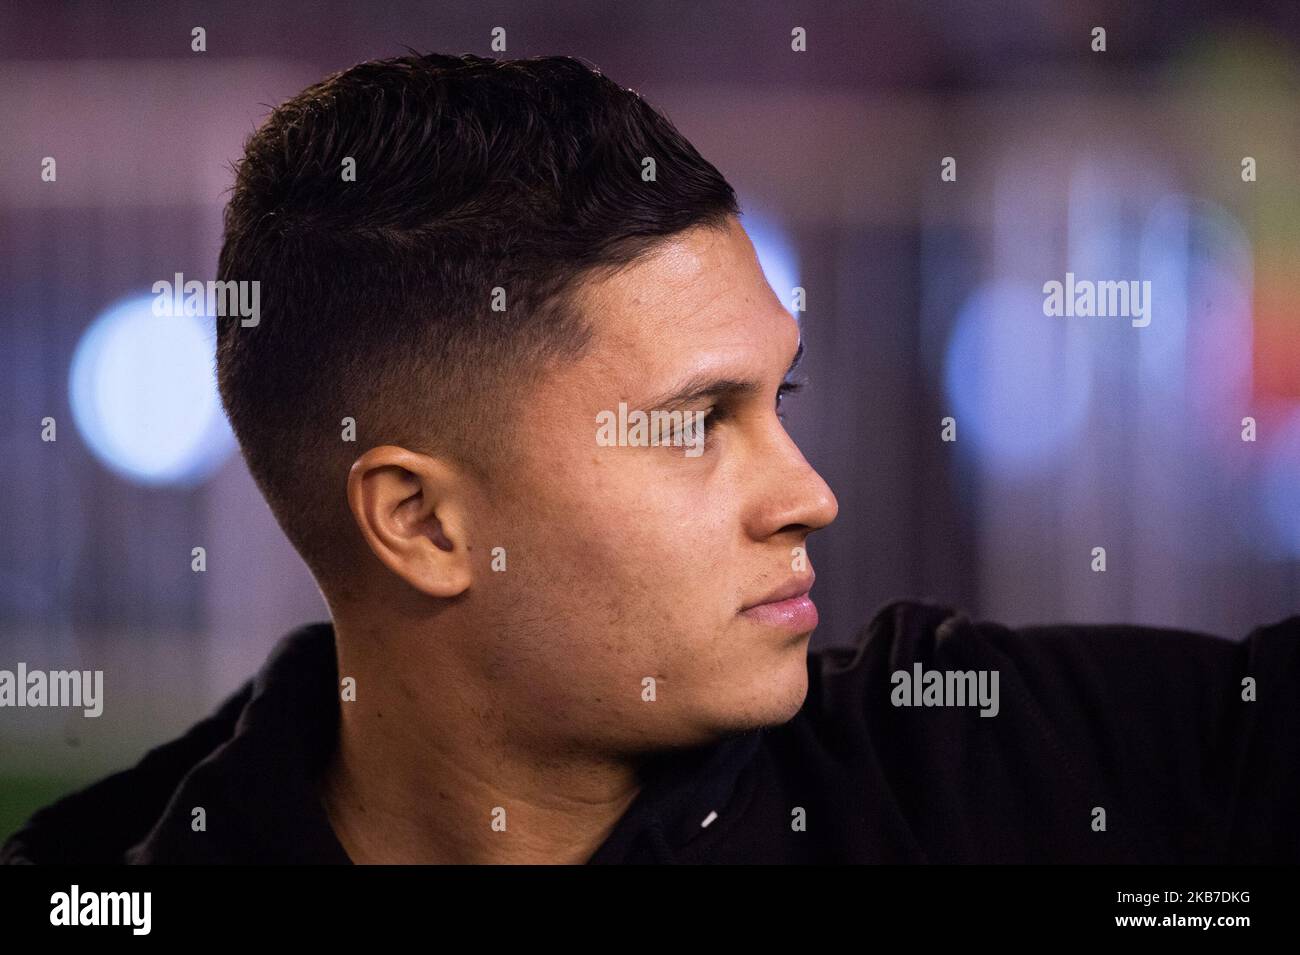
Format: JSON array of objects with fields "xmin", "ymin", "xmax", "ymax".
[{"xmin": 345, "ymin": 445, "xmax": 474, "ymax": 598}]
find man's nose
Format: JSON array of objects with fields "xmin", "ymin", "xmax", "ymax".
[{"xmin": 747, "ymin": 435, "xmax": 839, "ymax": 540}]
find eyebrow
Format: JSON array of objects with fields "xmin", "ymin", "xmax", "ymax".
[{"xmin": 643, "ymin": 339, "xmax": 804, "ymax": 412}]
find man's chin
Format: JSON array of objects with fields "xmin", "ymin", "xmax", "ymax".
[{"xmin": 708, "ymin": 664, "xmax": 812, "ymax": 736}]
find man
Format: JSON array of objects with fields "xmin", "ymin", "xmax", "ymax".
[{"xmin": 3, "ymin": 52, "xmax": 1297, "ymax": 865}]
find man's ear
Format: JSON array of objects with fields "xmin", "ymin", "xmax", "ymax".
[{"xmin": 345, "ymin": 445, "xmax": 474, "ymax": 599}]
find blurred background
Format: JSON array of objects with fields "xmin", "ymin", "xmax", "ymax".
[{"xmin": 1, "ymin": 0, "xmax": 1298, "ymax": 839}]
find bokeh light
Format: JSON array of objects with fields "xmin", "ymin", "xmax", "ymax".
[
  {"xmin": 69, "ymin": 294, "xmax": 234, "ymax": 486},
  {"xmin": 943, "ymin": 280, "xmax": 1093, "ymax": 477}
]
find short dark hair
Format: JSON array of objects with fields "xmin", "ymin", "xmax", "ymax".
[{"xmin": 216, "ymin": 52, "xmax": 739, "ymax": 590}]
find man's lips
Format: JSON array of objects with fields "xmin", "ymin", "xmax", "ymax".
[{"xmin": 740, "ymin": 572, "xmax": 818, "ymax": 631}]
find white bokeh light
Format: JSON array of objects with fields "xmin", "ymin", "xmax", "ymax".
[{"xmin": 69, "ymin": 294, "xmax": 235, "ymax": 486}]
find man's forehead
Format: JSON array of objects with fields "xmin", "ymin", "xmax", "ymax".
[{"xmin": 570, "ymin": 221, "xmax": 794, "ymax": 382}]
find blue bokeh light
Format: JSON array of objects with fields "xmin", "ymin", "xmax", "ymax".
[
  {"xmin": 943, "ymin": 281, "xmax": 1093, "ymax": 477},
  {"xmin": 1260, "ymin": 409, "xmax": 1300, "ymax": 558},
  {"xmin": 69, "ymin": 294, "xmax": 235, "ymax": 487}
]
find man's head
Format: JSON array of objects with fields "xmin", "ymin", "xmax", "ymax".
[{"xmin": 217, "ymin": 53, "xmax": 838, "ymax": 753}]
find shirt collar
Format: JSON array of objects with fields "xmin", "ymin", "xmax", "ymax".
[{"xmin": 128, "ymin": 623, "xmax": 760, "ymax": 864}]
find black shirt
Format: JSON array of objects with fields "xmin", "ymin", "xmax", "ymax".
[{"xmin": 3, "ymin": 598, "xmax": 1298, "ymax": 864}]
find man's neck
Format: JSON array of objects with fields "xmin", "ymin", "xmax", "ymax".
[{"xmin": 317, "ymin": 640, "xmax": 645, "ymax": 865}]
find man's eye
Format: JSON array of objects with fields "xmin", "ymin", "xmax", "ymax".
[
  {"xmin": 664, "ymin": 409, "xmax": 716, "ymax": 449},
  {"xmin": 675, "ymin": 380, "xmax": 805, "ymax": 454}
]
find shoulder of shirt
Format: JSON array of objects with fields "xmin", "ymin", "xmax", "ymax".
[
  {"xmin": 807, "ymin": 597, "xmax": 987, "ymax": 693},
  {"xmin": 816, "ymin": 597, "xmax": 1300, "ymax": 671},
  {"xmin": 0, "ymin": 620, "xmax": 340, "ymax": 865},
  {"xmin": 804, "ymin": 597, "xmax": 1300, "ymax": 723}
]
